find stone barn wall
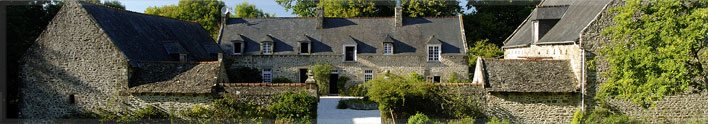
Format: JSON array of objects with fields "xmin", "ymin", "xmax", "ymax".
[
  {"xmin": 228, "ymin": 55, "xmax": 468, "ymax": 88},
  {"xmin": 581, "ymin": 0, "xmax": 708, "ymax": 123},
  {"xmin": 219, "ymin": 83, "xmax": 319, "ymax": 106},
  {"xmin": 19, "ymin": 2, "xmax": 130, "ymax": 119}
]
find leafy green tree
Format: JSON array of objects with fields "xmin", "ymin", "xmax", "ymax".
[
  {"xmin": 85, "ymin": 0, "xmax": 125, "ymax": 9},
  {"xmin": 467, "ymin": 39, "xmax": 503, "ymax": 72},
  {"xmin": 309, "ymin": 62, "xmax": 334, "ymax": 95},
  {"xmin": 276, "ymin": 0, "xmax": 459, "ymax": 17},
  {"xmin": 463, "ymin": 0, "xmax": 539, "ymax": 47},
  {"xmin": 407, "ymin": 113, "xmax": 433, "ymax": 124},
  {"xmin": 597, "ymin": 0, "xmax": 708, "ymax": 107},
  {"xmin": 232, "ymin": 2, "xmax": 274, "ymax": 18},
  {"xmin": 144, "ymin": 0, "xmax": 225, "ymax": 39}
]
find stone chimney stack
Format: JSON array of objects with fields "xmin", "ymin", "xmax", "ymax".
[
  {"xmin": 315, "ymin": 7, "xmax": 324, "ymax": 29},
  {"xmin": 394, "ymin": 6, "xmax": 403, "ymax": 27}
]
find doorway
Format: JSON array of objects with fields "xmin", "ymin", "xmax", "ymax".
[
  {"xmin": 329, "ymin": 73, "xmax": 339, "ymax": 94},
  {"xmin": 299, "ymin": 69, "xmax": 308, "ymax": 83}
]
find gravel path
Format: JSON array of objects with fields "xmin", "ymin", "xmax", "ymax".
[{"xmin": 318, "ymin": 96, "xmax": 381, "ymax": 124}]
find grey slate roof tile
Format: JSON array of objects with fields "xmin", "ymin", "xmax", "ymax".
[
  {"xmin": 482, "ymin": 58, "xmax": 578, "ymax": 92},
  {"xmin": 80, "ymin": 2, "xmax": 218, "ymax": 65},
  {"xmin": 503, "ymin": 0, "xmax": 612, "ymax": 48},
  {"xmin": 220, "ymin": 17, "xmax": 466, "ymax": 56},
  {"xmin": 128, "ymin": 62, "xmax": 219, "ymax": 94}
]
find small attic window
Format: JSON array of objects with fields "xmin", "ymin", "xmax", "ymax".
[
  {"xmin": 383, "ymin": 35, "xmax": 394, "ymax": 55},
  {"xmin": 298, "ymin": 35, "xmax": 311, "ymax": 55},
  {"xmin": 232, "ymin": 41, "xmax": 244, "ymax": 55},
  {"xmin": 162, "ymin": 41, "xmax": 186, "ymax": 60},
  {"xmin": 260, "ymin": 35, "xmax": 275, "ymax": 55}
]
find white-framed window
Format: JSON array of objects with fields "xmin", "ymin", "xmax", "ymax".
[
  {"xmin": 427, "ymin": 76, "xmax": 441, "ymax": 83},
  {"xmin": 364, "ymin": 70, "xmax": 373, "ymax": 82},
  {"xmin": 299, "ymin": 42, "xmax": 310, "ymax": 54},
  {"xmin": 262, "ymin": 42, "xmax": 273, "ymax": 55},
  {"xmin": 383, "ymin": 43, "xmax": 393, "ymax": 55},
  {"xmin": 427, "ymin": 45, "xmax": 440, "ymax": 61},
  {"xmin": 343, "ymin": 45, "xmax": 357, "ymax": 62},
  {"xmin": 533, "ymin": 20, "xmax": 539, "ymax": 43},
  {"xmin": 262, "ymin": 68, "xmax": 272, "ymax": 83}
]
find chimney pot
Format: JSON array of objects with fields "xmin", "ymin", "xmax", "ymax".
[
  {"xmin": 315, "ymin": 7, "xmax": 324, "ymax": 29},
  {"xmin": 395, "ymin": 6, "xmax": 403, "ymax": 27}
]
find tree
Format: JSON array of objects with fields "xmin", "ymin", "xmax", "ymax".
[
  {"xmin": 597, "ymin": 0, "xmax": 708, "ymax": 107},
  {"xmin": 85, "ymin": 0, "xmax": 125, "ymax": 9},
  {"xmin": 144, "ymin": 0, "xmax": 225, "ymax": 39},
  {"xmin": 463, "ymin": 0, "xmax": 539, "ymax": 47},
  {"xmin": 232, "ymin": 2, "xmax": 274, "ymax": 18},
  {"xmin": 276, "ymin": 0, "xmax": 459, "ymax": 17},
  {"xmin": 467, "ymin": 39, "xmax": 503, "ymax": 69},
  {"xmin": 309, "ymin": 62, "xmax": 334, "ymax": 95}
]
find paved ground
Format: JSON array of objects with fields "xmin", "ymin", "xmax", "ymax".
[{"xmin": 318, "ymin": 96, "xmax": 381, "ymax": 124}]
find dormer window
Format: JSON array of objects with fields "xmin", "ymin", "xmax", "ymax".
[
  {"xmin": 232, "ymin": 41, "xmax": 244, "ymax": 55},
  {"xmin": 343, "ymin": 36, "xmax": 358, "ymax": 62},
  {"xmin": 383, "ymin": 35, "xmax": 394, "ymax": 55},
  {"xmin": 297, "ymin": 35, "xmax": 311, "ymax": 55},
  {"xmin": 162, "ymin": 41, "xmax": 187, "ymax": 61},
  {"xmin": 426, "ymin": 35, "xmax": 442, "ymax": 62},
  {"xmin": 260, "ymin": 35, "xmax": 275, "ymax": 55},
  {"xmin": 532, "ymin": 5, "xmax": 567, "ymax": 43}
]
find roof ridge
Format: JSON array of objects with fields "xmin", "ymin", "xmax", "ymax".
[{"xmin": 78, "ymin": 1, "xmax": 201, "ymax": 25}]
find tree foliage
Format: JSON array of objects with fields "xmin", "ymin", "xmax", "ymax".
[
  {"xmin": 276, "ymin": 0, "xmax": 459, "ymax": 17},
  {"xmin": 310, "ymin": 62, "xmax": 334, "ymax": 95},
  {"xmin": 144, "ymin": 0, "xmax": 225, "ymax": 39},
  {"xmin": 85, "ymin": 0, "xmax": 125, "ymax": 10},
  {"xmin": 467, "ymin": 39, "xmax": 504, "ymax": 72},
  {"xmin": 233, "ymin": 2, "xmax": 274, "ymax": 18},
  {"xmin": 597, "ymin": 0, "xmax": 708, "ymax": 107},
  {"xmin": 267, "ymin": 90, "xmax": 318, "ymax": 123},
  {"xmin": 463, "ymin": 0, "xmax": 538, "ymax": 47}
]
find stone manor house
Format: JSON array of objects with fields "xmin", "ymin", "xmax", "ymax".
[
  {"xmin": 17, "ymin": 0, "xmax": 467, "ymax": 119},
  {"xmin": 218, "ymin": 6, "xmax": 469, "ymax": 93}
]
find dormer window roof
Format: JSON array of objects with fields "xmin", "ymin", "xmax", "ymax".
[
  {"xmin": 426, "ymin": 35, "xmax": 442, "ymax": 45},
  {"xmin": 531, "ymin": 5, "xmax": 568, "ymax": 43},
  {"xmin": 298, "ymin": 34, "xmax": 312, "ymax": 54},
  {"xmin": 162, "ymin": 41, "xmax": 186, "ymax": 55}
]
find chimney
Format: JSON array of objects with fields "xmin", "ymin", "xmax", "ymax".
[
  {"xmin": 394, "ymin": 6, "xmax": 403, "ymax": 27},
  {"xmin": 315, "ymin": 7, "xmax": 324, "ymax": 29}
]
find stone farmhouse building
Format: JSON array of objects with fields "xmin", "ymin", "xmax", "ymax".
[
  {"xmin": 470, "ymin": 0, "xmax": 613, "ymax": 122},
  {"xmin": 19, "ymin": 1, "xmax": 227, "ymax": 119},
  {"xmin": 218, "ymin": 7, "xmax": 469, "ymax": 94}
]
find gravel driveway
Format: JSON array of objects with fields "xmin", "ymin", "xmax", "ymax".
[{"xmin": 318, "ymin": 96, "xmax": 381, "ymax": 124}]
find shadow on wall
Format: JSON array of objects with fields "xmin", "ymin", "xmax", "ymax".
[
  {"xmin": 129, "ymin": 63, "xmax": 197, "ymax": 87},
  {"xmin": 20, "ymin": 47, "xmax": 110, "ymax": 118}
]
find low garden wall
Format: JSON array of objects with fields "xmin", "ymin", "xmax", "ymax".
[{"xmin": 218, "ymin": 83, "xmax": 318, "ymax": 106}]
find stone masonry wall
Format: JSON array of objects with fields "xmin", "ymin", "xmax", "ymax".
[
  {"xmin": 228, "ymin": 55, "xmax": 468, "ymax": 88},
  {"xmin": 219, "ymin": 83, "xmax": 318, "ymax": 106},
  {"xmin": 486, "ymin": 92, "xmax": 580, "ymax": 124},
  {"xmin": 19, "ymin": 1, "xmax": 130, "ymax": 119},
  {"xmin": 582, "ymin": 0, "xmax": 708, "ymax": 123}
]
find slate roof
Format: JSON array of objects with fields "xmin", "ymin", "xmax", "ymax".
[
  {"xmin": 503, "ymin": 0, "xmax": 612, "ymax": 48},
  {"xmin": 220, "ymin": 17, "xmax": 466, "ymax": 56},
  {"xmin": 481, "ymin": 59, "xmax": 578, "ymax": 92},
  {"xmin": 80, "ymin": 2, "xmax": 219, "ymax": 65},
  {"xmin": 128, "ymin": 62, "xmax": 220, "ymax": 94}
]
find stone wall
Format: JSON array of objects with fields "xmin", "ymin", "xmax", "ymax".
[
  {"xmin": 19, "ymin": 1, "xmax": 130, "ymax": 119},
  {"xmin": 219, "ymin": 83, "xmax": 318, "ymax": 106},
  {"xmin": 228, "ymin": 54, "xmax": 468, "ymax": 88},
  {"xmin": 486, "ymin": 92, "xmax": 580, "ymax": 123},
  {"xmin": 581, "ymin": 0, "xmax": 708, "ymax": 123}
]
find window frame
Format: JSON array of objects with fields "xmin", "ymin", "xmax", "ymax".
[
  {"xmin": 427, "ymin": 45, "xmax": 441, "ymax": 62},
  {"xmin": 343, "ymin": 45, "xmax": 357, "ymax": 62},
  {"xmin": 262, "ymin": 42, "xmax": 273, "ymax": 55},
  {"xmin": 364, "ymin": 70, "xmax": 374, "ymax": 83},
  {"xmin": 232, "ymin": 42, "xmax": 243, "ymax": 55},
  {"xmin": 299, "ymin": 42, "xmax": 311, "ymax": 55},
  {"xmin": 262, "ymin": 68, "xmax": 273, "ymax": 83},
  {"xmin": 383, "ymin": 43, "xmax": 393, "ymax": 55},
  {"xmin": 533, "ymin": 20, "xmax": 539, "ymax": 43}
]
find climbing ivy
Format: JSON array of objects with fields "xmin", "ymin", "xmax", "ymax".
[{"xmin": 597, "ymin": 0, "xmax": 708, "ymax": 107}]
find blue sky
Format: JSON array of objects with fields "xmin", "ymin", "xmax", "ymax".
[{"xmin": 114, "ymin": 0, "xmax": 470, "ymax": 17}]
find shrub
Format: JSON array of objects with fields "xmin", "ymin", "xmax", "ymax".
[
  {"xmin": 408, "ymin": 113, "xmax": 434, "ymax": 124},
  {"xmin": 572, "ymin": 109, "xmax": 583, "ymax": 124},
  {"xmin": 343, "ymin": 83, "xmax": 366, "ymax": 96},
  {"xmin": 228, "ymin": 66, "xmax": 262, "ymax": 83},
  {"xmin": 267, "ymin": 90, "xmax": 318, "ymax": 122},
  {"xmin": 486, "ymin": 116, "xmax": 510, "ymax": 124},
  {"xmin": 121, "ymin": 105, "xmax": 169, "ymax": 122},
  {"xmin": 337, "ymin": 99, "xmax": 348, "ymax": 109},
  {"xmin": 273, "ymin": 77, "xmax": 294, "ymax": 83},
  {"xmin": 181, "ymin": 95, "xmax": 270, "ymax": 123},
  {"xmin": 337, "ymin": 76, "xmax": 351, "ymax": 95},
  {"xmin": 447, "ymin": 117, "xmax": 475, "ymax": 124},
  {"xmin": 582, "ymin": 108, "xmax": 641, "ymax": 124},
  {"xmin": 310, "ymin": 62, "xmax": 334, "ymax": 95}
]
